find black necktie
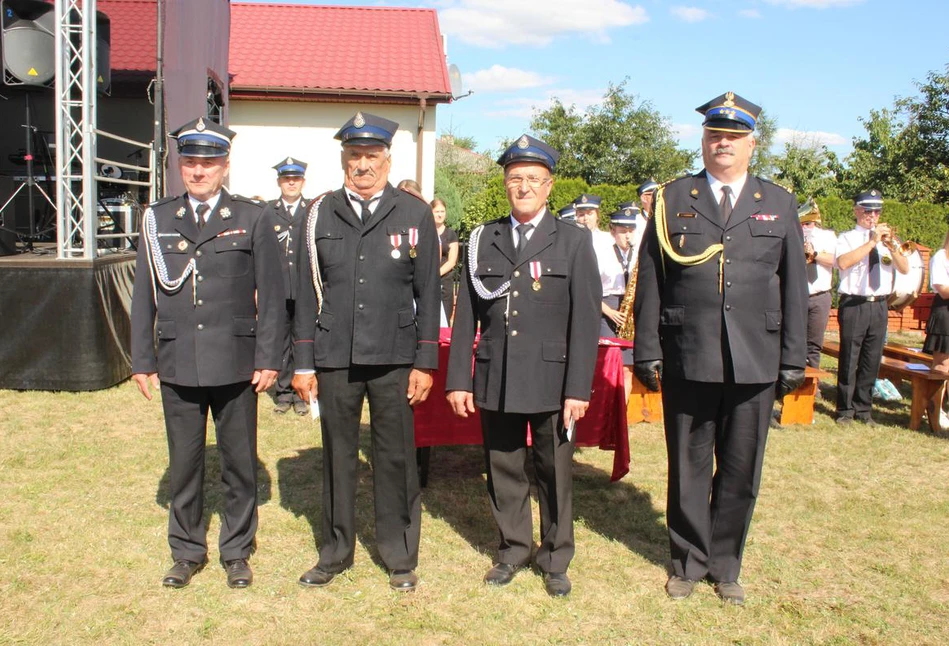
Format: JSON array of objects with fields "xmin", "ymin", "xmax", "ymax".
[
  {"xmin": 807, "ymin": 261, "xmax": 818, "ymax": 284},
  {"xmin": 286, "ymin": 203, "xmax": 295, "ymax": 218},
  {"xmin": 869, "ymin": 242, "xmax": 881, "ymax": 290},
  {"xmin": 719, "ymin": 185, "xmax": 733, "ymax": 224},
  {"xmin": 516, "ymin": 223, "xmax": 533, "ymax": 258},
  {"xmin": 195, "ymin": 203, "xmax": 209, "ymax": 230},
  {"xmin": 352, "ymin": 196, "xmax": 375, "ymax": 222}
]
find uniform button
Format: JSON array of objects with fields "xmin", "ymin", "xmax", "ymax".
[
  {"xmin": 726, "ymin": 281, "xmax": 732, "ymax": 288},
  {"xmin": 725, "ymin": 235, "xmax": 732, "ymax": 241},
  {"xmin": 512, "ymin": 310, "xmax": 518, "ymax": 316},
  {"xmin": 511, "ymin": 330, "xmax": 518, "ymax": 337},
  {"xmin": 196, "ymin": 250, "xmax": 203, "ymax": 257},
  {"xmin": 725, "ymin": 259, "xmax": 731, "ymax": 264},
  {"xmin": 289, "ymin": 250, "xmax": 294, "ymax": 254},
  {"xmin": 197, "ymin": 299, "xmax": 204, "ymax": 306},
  {"xmin": 197, "ymin": 275, "xmax": 204, "ymax": 282},
  {"xmin": 289, "ymin": 261, "xmax": 293, "ymax": 266},
  {"xmin": 358, "ymin": 278, "xmax": 365, "ymax": 284},
  {"xmin": 359, "ymin": 255, "xmax": 365, "ymax": 261},
  {"xmin": 358, "ymin": 304, "xmax": 364, "ymax": 310},
  {"xmin": 725, "ymin": 305, "xmax": 732, "ymax": 311},
  {"xmin": 514, "ymin": 270, "xmax": 520, "ymax": 277},
  {"xmin": 513, "ymin": 291, "xmax": 519, "ymax": 297},
  {"xmin": 197, "ymin": 324, "xmax": 205, "ymax": 330}
]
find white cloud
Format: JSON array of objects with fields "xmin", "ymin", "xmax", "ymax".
[
  {"xmin": 775, "ymin": 128, "xmax": 848, "ymax": 147},
  {"xmin": 438, "ymin": 0, "xmax": 649, "ymax": 48},
  {"xmin": 463, "ymin": 65, "xmax": 554, "ymax": 93},
  {"xmin": 764, "ymin": 0, "xmax": 864, "ymax": 7},
  {"xmin": 671, "ymin": 6, "xmax": 709, "ymax": 22},
  {"xmin": 673, "ymin": 123, "xmax": 703, "ymax": 141},
  {"xmin": 484, "ymin": 88, "xmax": 606, "ymax": 119},
  {"xmin": 738, "ymin": 8, "xmax": 762, "ymax": 18}
]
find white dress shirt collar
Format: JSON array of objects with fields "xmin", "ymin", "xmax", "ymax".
[
  {"xmin": 188, "ymin": 192, "xmax": 222, "ymax": 221},
  {"xmin": 705, "ymin": 170, "xmax": 748, "ymax": 206}
]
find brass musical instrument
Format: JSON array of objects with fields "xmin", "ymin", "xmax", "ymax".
[
  {"xmin": 880, "ymin": 225, "xmax": 918, "ymax": 257},
  {"xmin": 803, "ymin": 240, "xmax": 817, "ymax": 263},
  {"xmin": 616, "ymin": 245, "xmax": 638, "ymax": 341}
]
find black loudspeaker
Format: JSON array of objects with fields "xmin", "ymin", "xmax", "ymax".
[
  {"xmin": 0, "ymin": 0, "xmax": 110, "ymax": 92},
  {"xmin": 1, "ymin": 0, "xmax": 55, "ymax": 87}
]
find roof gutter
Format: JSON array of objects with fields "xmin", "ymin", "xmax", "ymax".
[{"xmin": 229, "ymin": 84, "xmax": 453, "ymax": 104}]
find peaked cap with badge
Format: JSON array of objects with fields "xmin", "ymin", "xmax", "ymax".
[
  {"xmin": 695, "ymin": 91, "xmax": 762, "ymax": 134},
  {"xmin": 335, "ymin": 112, "xmax": 399, "ymax": 147},
  {"xmin": 610, "ymin": 203, "xmax": 640, "ymax": 227},
  {"xmin": 274, "ymin": 157, "xmax": 307, "ymax": 177},
  {"xmin": 637, "ymin": 179, "xmax": 660, "ymax": 196},
  {"xmin": 170, "ymin": 117, "xmax": 236, "ymax": 157},
  {"xmin": 496, "ymin": 134, "xmax": 560, "ymax": 170},
  {"xmin": 557, "ymin": 204, "xmax": 577, "ymax": 221},
  {"xmin": 573, "ymin": 193, "xmax": 602, "ymax": 210},
  {"xmin": 854, "ymin": 189, "xmax": 884, "ymax": 210}
]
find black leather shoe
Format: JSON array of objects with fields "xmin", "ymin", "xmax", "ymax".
[
  {"xmin": 714, "ymin": 581, "xmax": 745, "ymax": 605},
  {"xmin": 299, "ymin": 565, "xmax": 338, "ymax": 588},
  {"xmin": 856, "ymin": 416, "xmax": 878, "ymax": 427},
  {"xmin": 389, "ymin": 569, "xmax": 418, "ymax": 591},
  {"xmin": 162, "ymin": 558, "xmax": 207, "ymax": 588},
  {"xmin": 665, "ymin": 575, "xmax": 695, "ymax": 600},
  {"xmin": 293, "ymin": 401, "xmax": 308, "ymax": 416},
  {"xmin": 543, "ymin": 572, "xmax": 571, "ymax": 597},
  {"xmin": 484, "ymin": 562, "xmax": 524, "ymax": 586},
  {"xmin": 273, "ymin": 401, "xmax": 291, "ymax": 414},
  {"xmin": 224, "ymin": 558, "xmax": 253, "ymax": 588}
]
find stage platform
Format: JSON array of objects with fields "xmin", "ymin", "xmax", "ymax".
[{"xmin": 0, "ymin": 245, "xmax": 135, "ymax": 391}]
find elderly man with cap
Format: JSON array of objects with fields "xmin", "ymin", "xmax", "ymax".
[
  {"xmin": 291, "ymin": 112, "xmax": 440, "ymax": 592},
  {"xmin": 798, "ymin": 198, "xmax": 838, "ymax": 371},
  {"xmin": 834, "ymin": 190, "xmax": 908, "ymax": 424},
  {"xmin": 633, "ymin": 92, "xmax": 808, "ymax": 605},
  {"xmin": 637, "ymin": 179, "xmax": 660, "ymax": 218},
  {"xmin": 446, "ymin": 135, "xmax": 601, "ymax": 597},
  {"xmin": 265, "ymin": 157, "xmax": 311, "ymax": 416},
  {"xmin": 130, "ymin": 117, "xmax": 285, "ymax": 589}
]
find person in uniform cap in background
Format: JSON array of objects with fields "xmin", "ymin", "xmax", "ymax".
[
  {"xmin": 633, "ymin": 91, "xmax": 808, "ymax": 605},
  {"xmin": 597, "ymin": 205, "xmax": 640, "ymax": 398},
  {"xmin": 130, "ymin": 117, "xmax": 285, "ymax": 589},
  {"xmin": 292, "ymin": 112, "xmax": 440, "ymax": 592},
  {"xmin": 617, "ymin": 200, "xmax": 648, "ymax": 251},
  {"xmin": 556, "ymin": 203, "xmax": 578, "ymax": 224},
  {"xmin": 265, "ymin": 157, "xmax": 311, "ymax": 416},
  {"xmin": 637, "ymin": 179, "xmax": 660, "ymax": 218},
  {"xmin": 834, "ymin": 190, "xmax": 908, "ymax": 425},
  {"xmin": 573, "ymin": 193, "xmax": 612, "ymax": 250},
  {"xmin": 446, "ymin": 134, "xmax": 601, "ymax": 597},
  {"xmin": 798, "ymin": 199, "xmax": 837, "ymax": 371}
]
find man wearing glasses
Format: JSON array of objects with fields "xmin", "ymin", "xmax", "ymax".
[
  {"xmin": 446, "ymin": 135, "xmax": 601, "ymax": 597},
  {"xmin": 834, "ymin": 190, "xmax": 909, "ymax": 424}
]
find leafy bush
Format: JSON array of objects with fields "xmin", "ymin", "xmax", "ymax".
[{"xmin": 815, "ymin": 196, "xmax": 949, "ymax": 250}]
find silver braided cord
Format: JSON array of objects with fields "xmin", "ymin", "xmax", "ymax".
[
  {"xmin": 141, "ymin": 206, "xmax": 196, "ymax": 307},
  {"xmin": 305, "ymin": 194, "xmax": 329, "ymax": 313},
  {"xmin": 467, "ymin": 224, "xmax": 511, "ymax": 300}
]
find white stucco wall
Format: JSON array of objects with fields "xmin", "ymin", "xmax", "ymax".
[{"xmin": 227, "ymin": 101, "xmax": 438, "ymax": 203}]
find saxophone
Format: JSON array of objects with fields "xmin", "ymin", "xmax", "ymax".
[{"xmin": 616, "ymin": 248, "xmax": 638, "ymax": 340}]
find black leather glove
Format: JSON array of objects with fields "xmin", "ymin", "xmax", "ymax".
[
  {"xmin": 634, "ymin": 360, "xmax": 663, "ymax": 392},
  {"xmin": 775, "ymin": 367, "xmax": 806, "ymax": 399}
]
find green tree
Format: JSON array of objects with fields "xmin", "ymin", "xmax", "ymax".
[
  {"xmin": 749, "ymin": 109, "xmax": 778, "ymax": 178},
  {"xmin": 774, "ymin": 139, "xmax": 843, "ymax": 198},
  {"xmin": 530, "ymin": 80, "xmax": 696, "ymax": 185}
]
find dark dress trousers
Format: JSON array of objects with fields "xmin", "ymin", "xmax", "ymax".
[
  {"xmin": 634, "ymin": 171, "xmax": 807, "ymax": 583},
  {"xmin": 446, "ymin": 212, "xmax": 601, "ymax": 574},
  {"xmin": 293, "ymin": 184, "xmax": 440, "ymax": 573},
  {"xmin": 263, "ymin": 197, "xmax": 309, "ymax": 405},
  {"xmin": 131, "ymin": 190, "xmax": 285, "ymax": 563}
]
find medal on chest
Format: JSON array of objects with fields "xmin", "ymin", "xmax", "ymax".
[
  {"xmin": 530, "ymin": 260, "xmax": 542, "ymax": 291},
  {"xmin": 408, "ymin": 227, "xmax": 418, "ymax": 258},
  {"xmin": 389, "ymin": 233, "xmax": 402, "ymax": 259}
]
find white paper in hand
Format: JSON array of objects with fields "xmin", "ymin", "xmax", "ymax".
[
  {"xmin": 309, "ymin": 393, "xmax": 320, "ymax": 420},
  {"xmin": 565, "ymin": 416, "xmax": 576, "ymax": 442}
]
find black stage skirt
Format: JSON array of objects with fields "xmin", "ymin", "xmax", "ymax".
[
  {"xmin": 601, "ymin": 294, "xmax": 634, "ymax": 366},
  {"xmin": 924, "ymin": 294, "xmax": 949, "ymax": 354}
]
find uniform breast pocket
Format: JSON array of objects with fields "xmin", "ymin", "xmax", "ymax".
[
  {"xmin": 475, "ymin": 263, "xmax": 508, "ymax": 294},
  {"xmin": 668, "ymin": 218, "xmax": 706, "ymax": 256},
  {"xmin": 530, "ymin": 258, "xmax": 568, "ymax": 303},
  {"xmin": 213, "ymin": 235, "xmax": 252, "ymax": 278},
  {"xmin": 315, "ymin": 231, "xmax": 346, "ymax": 269},
  {"xmin": 748, "ymin": 221, "xmax": 784, "ymax": 264},
  {"xmin": 159, "ymin": 239, "xmax": 191, "ymax": 275}
]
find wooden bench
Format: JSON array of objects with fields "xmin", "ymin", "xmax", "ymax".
[
  {"xmin": 780, "ymin": 365, "xmax": 832, "ymax": 425},
  {"xmin": 822, "ymin": 341, "xmax": 949, "ymax": 430}
]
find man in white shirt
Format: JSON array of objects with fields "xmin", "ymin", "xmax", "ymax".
[
  {"xmin": 799, "ymin": 199, "xmax": 837, "ymax": 369},
  {"xmin": 834, "ymin": 190, "xmax": 909, "ymax": 424}
]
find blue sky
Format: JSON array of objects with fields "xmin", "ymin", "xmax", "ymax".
[{"xmin": 245, "ymin": 0, "xmax": 949, "ymax": 164}]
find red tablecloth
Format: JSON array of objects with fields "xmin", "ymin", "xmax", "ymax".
[{"xmin": 414, "ymin": 329, "xmax": 631, "ymax": 481}]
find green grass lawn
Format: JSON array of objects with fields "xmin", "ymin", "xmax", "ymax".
[{"xmin": 1, "ymin": 372, "xmax": 948, "ymax": 645}]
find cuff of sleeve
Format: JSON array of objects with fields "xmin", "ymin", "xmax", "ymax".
[{"xmin": 294, "ymin": 369, "xmax": 315, "ymax": 375}]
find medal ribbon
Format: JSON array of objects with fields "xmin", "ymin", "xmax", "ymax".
[
  {"xmin": 529, "ymin": 260, "xmax": 542, "ymax": 283},
  {"xmin": 389, "ymin": 233, "xmax": 402, "ymax": 253},
  {"xmin": 408, "ymin": 227, "xmax": 418, "ymax": 249}
]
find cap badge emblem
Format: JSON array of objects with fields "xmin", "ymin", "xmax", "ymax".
[
  {"xmin": 285, "ymin": 157, "xmax": 293, "ymax": 165},
  {"xmin": 220, "ymin": 207, "xmax": 231, "ymax": 220},
  {"xmin": 624, "ymin": 208, "xmax": 632, "ymax": 215},
  {"xmin": 724, "ymin": 92, "xmax": 735, "ymax": 108},
  {"xmin": 196, "ymin": 117, "xmax": 206, "ymax": 132},
  {"xmin": 353, "ymin": 112, "xmax": 366, "ymax": 128},
  {"xmin": 581, "ymin": 195, "xmax": 588, "ymax": 203},
  {"xmin": 175, "ymin": 207, "xmax": 186, "ymax": 219},
  {"xmin": 517, "ymin": 135, "xmax": 530, "ymax": 149},
  {"xmin": 871, "ymin": 190, "xmax": 878, "ymax": 196}
]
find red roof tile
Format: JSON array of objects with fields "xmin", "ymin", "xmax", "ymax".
[
  {"xmin": 229, "ymin": 3, "xmax": 451, "ymax": 100},
  {"xmin": 99, "ymin": 0, "xmax": 157, "ymax": 73}
]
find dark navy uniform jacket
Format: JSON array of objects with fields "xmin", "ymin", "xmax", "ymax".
[
  {"xmin": 633, "ymin": 171, "xmax": 808, "ymax": 383},
  {"xmin": 131, "ymin": 191, "xmax": 285, "ymax": 386},
  {"xmin": 446, "ymin": 211, "xmax": 602, "ymax": 414},
  {"xmin": 293, "ymin": 184, "xmax": 441, "ymax": 371},
  {"xmin": 263, "ymin": 197, "xmax": 309, "ymax": 301}
]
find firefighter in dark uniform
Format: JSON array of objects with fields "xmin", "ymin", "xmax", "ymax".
[
  {"xmin": 292, "ymin": 112, "xmax": 440, "ymax": 592},
  {"xmin": 264, "ymin": 157, "xmax": 310, "ymax": 416},
  {"xmin": 633, "ymin": 92, "xmax": 808, "ymax": 605},
  {"xmin": 446, "ymin": 135, "xmax": 602, "ymax": 598},
  {"xmin": 130, "ymin": 117, "xmax": 285, "ymax": 589}
]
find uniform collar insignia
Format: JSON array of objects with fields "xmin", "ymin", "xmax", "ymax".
[
  {"xmin": 754, "ymin": 192, "xmax": 762, "ymax": 199},
  {"xmin": 175, "ymin": 206, "xmax": 186, "ymax": 219},
  {"xmin": 690, "ymin": 188, "xmax": 699, "ymax": 196},
  {"xmin": 275, "ymin": 224, "xmax": 281, "ymax": 231},
  {"xmin": 220, "ymin": 207, "xmax": 231, "ymax": 220}
]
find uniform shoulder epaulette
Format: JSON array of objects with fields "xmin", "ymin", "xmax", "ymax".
[
  {"xmin": 230, "ymin": 194, "xmax": 266, "ymax": 207},
  {"xmin": 147, "ymin": 195, "xmax": 179, "ymax": 209},
  {"xmin": 759, "ymin": 177, "xmax": 793, "ymax": 193},
  {"xmin": 398, "ymin": 186, "xmax": 428, "ymax": 205}
]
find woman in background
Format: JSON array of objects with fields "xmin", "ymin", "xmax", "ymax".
[
  {"xmin": 923, "ymin": 228, "xmax": 949, "ymax": 433},
  {"xmin": 432, "ymin": 198, "xmax": 459, "ymax": 324}
]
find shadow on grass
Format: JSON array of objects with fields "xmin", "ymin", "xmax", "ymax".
[
  {"xmin": 275, "ymin": 425, "xmax": 392, "ymax": 573},
  {"xmin": 420, "ymin": 444, "xmax": 668, "ymax": 569},
  {"xmin": 155, "ymin": 449, "xmax": 274, "ymax": 549},
  {"xmin": 815, "ymin": 377, "xmax": 948, "ymax": 437}
]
